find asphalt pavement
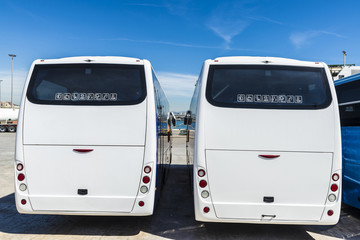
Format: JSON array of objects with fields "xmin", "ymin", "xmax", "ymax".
[{"xmin": 1, "ymin": 132, "xmax": 360, "ymax": 239}]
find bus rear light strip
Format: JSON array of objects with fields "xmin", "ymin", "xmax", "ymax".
[
  {"xmin": 259, "ymin": 155, "xmax": 280, "ymax": 159},
  {"xmin": 73, "ymin": 149, "xmax": 94, "ymax": 153}
]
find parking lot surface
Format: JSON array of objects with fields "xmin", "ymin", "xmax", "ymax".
[{"xmin": 1, "ymin": 133, "xmax": 360, "ymax": 239}]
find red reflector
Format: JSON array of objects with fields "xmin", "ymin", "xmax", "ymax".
[
  {"xmin": 203, "ymin": 207, "xmax": 210, "ymax": 213},
  {"xmin": 331, "ymin": 184, "xmax": 338, "ymax": 192},
  {"xmin": 17, "ymin": 163, "xmax": 24, "ymax": 171},
  {"xmin": 21, "ymin": 199, "xmax": 26, "ymax": 205},
  {"xmin": 18, "ymin": 173, "xmax": 25, "ymax": 181},
  {"xmin": 143, "ymin": 176, "xmax": 150, "ymax": 184},
  {"xmin": 73, "ymin": 149, "xmax": 93, "ymax": 153},
  {"xmin": 199, "ymin": 180, "xmax": 207, "ymax": 188},
  {"xmin": 144, "ymin": 166, "xmax": 151, "ymax": 174},
  {"xmin": 139, "ymin": 201, "xmax": 144, "ymax": 207},
  {"xmin": 332, "ymin": 173, "xmax": 339, "ymax": 181},
  {"xmin": 198, "ymin": 169, "xmax": 206, "ymax": 177},
  {"xmin": 327, "ymin": 210, "xmax": 334, "ymax": 216},
  {"xmin": 259, "ymin": 155, "xmax": 280, "ymax": 159}
]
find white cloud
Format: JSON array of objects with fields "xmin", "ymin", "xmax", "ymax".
[
  {"xmin": 156, "ymin": 72, "xmax": 197, "ymax": 97},
  {"xmin": 207, "ymin": 21, "xmax": 249, "ymax": 49},
  {"xmin": 206, "ymin": 2, "xmax": 251, "ymax": 49},
  {"xmin": 206, "ymin": 2, "xmax": 282, "ymax": 49},
  {"xmin": 290, "ymin": 30, "xmax": 346, "ymax": 48},
  {"xmin": 100, "ymin": 37, "xmax": 268, "ymax": 53},
  {"xmin": 156, "ymin": 71, "xmax": 198, "ymax": 111},
  {"xmin": 100, "ymin": 37, "xmax": 222, "ymax": 49}
]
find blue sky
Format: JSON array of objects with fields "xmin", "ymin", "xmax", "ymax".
[{"xmin": 0, "ymin": 0, "xmax": 359, "ymax": 111}]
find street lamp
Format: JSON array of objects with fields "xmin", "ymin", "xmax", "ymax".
[
  {"xmin": 342, "ymin": 51, "xmax": 347, "ymax": 67},
  {"xmin": 8, "ymin": 54, "xmax": 16, "ymax": 109},
  {"xmin": 0, "ymin": 79, "xmax": 3, "ymax": 103}
]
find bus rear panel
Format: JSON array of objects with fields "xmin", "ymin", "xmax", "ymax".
[
  {"xmin": 187, "ymin": 57, "xmax": 342, "ymax": 225},
  {"xmin": 15, "ymin": 57, "xmax": 171, "ymax": 216}
]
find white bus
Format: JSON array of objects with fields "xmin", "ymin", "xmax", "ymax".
[
  {"xmin": 185, "ymin": 57, "xmax": 342, "ymax": 224},
  {"xmin": 15, "ymin": 56, "xmax": 174, "ymax": 216}
]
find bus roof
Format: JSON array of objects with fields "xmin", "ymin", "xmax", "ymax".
[
  {"xmin": 209, "ymin": 56, "xmax": 325, "ymax": 68},
  {"xmin": 334, "ymin": 73, "xmax": 360, "ymax": 86},
  {"xmin": 32, "ymin": 56, "xmax": 145, "ymax": 65}
]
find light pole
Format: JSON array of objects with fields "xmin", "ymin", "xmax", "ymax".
[
  {"xmin": 8, "ymin": 54, "xmax": 16, "ymax": 109},
  {"xmin": 0, "ymin": 80, "xmax": 3, "ymax": 103},
  {"xmin": 342, "ymin": 51, "xmax": 347, "ymax": 67}
]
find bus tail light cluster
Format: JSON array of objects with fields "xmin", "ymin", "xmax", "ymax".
[
  {"xmin": 327, "ymin": 173, "xmax": 340, "ymax": 215},
  {"xmin": 198, "ymin": 168, "xmax": 211, "ymax": 213},
  {"xmin": 198, "ymin": 169, "xmax": 208, "ymax": 196},
  {"xmin": 139, "ymin": 165, "xmax": 152, "ymax": 200},
  {"xmin": 16, "ymin": 162, "xmax": 28, "ymax": 205}
]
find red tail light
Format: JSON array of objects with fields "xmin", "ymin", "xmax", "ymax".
[
  {"xmin": 143, "ymin": 176, "xmax": 150, "ymax": 184},
  {"xmin": 21, "ymin": 199, "xmax": 26, "ymax": 205},
  {"xmin": 199, "ymin": 180, "xmax": 207, "ymax": 188},
  {"xmin": 18, "ymin": 173, "xmax": 25, "ymax": 181},
  {"xmin": 331, "ymin": 184, "xmax": 338, "ymax": 192},
  {"xmin": 198, "ymin": 169, "xmax": 206, "ymax": 177},
  {"xmin": 327, "ymin": 210, "xmax": 334, "ymax": 216},
  {"xmin": 332, "ymin": 173, "xmax": 339, "ymax": 181},
  {"xmin": 144, "ymin": 166, "xmax": 151, "ymax": 174},
  {"xmin": 17, "ymin": 163, "xmax": 24, "ymax": 171},
  {"xmin": 139, "ymin": 201, "xmax": 144, "ymax": 207},
  {"xmin": 203, "ymin": 207, "xmax": 210, "ymax": 213}
]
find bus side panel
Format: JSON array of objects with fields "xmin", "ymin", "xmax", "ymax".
[
  {"xmin": 149, "ymin": 65, "xmax": 171, "ymax": 209},
  {"xmin": 342, "ymin": 127, "xmax": 360, "ymax": 209}
]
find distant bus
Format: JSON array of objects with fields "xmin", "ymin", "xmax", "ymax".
[
  {"xmin": 335, "ymin": 73, "xmax": 360, "ymax": 209},
  {"xmin": 15, "ymin": 56, "xmax": 174, "ymax": 215},
  {"xmin": 185, "ymin": 57, "xmax": 342, "ymax": 224}
]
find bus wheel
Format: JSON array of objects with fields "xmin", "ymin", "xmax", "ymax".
[
  {"xmin": 0, "ymin": 126, "xmax": 7, "ymax": 132},
  {"xmin": 8, "ymin": 126, "xmax": 16, "ymax": 132}
]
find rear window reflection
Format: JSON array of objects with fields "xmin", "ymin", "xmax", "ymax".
[
  {"xmin": 206, "ymin": 65, "xmax": 332, "ymax": 109},
  {"xmin": 27, "ymin": 64, "xmax": 146, "ymax": 105}
]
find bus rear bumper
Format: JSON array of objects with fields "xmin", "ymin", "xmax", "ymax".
[
  {"xmin": 194, "ymin": 196, "xmax": 341, "ymax": 225},
  {"xmin": 15, "ymin": 192, "xmax": 155, "ymax": 216}
]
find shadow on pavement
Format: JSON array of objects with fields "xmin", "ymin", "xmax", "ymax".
[{"xmin": 1, "ymin": 165, "xmax": 360, "ymax": 239}]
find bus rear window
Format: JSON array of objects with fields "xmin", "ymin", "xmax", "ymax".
[
  {"xmin": 27, "ymin": 64, "xmax": 146, "ymax": 105},
  {"xmin": 206, "ymin": 65, "xmax": 332, "ymax": 109}
]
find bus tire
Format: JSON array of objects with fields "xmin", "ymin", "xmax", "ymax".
[
  {"xmin": 8, "ymin": 126, "xmax": 16, "ymax": 132},
  {"xmin": 0, "ymin": 126, "xmax": 7, "ymax": 132}
]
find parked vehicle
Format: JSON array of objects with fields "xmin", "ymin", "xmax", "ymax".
[
  {"xmin": 0, "ymin": 108, "xmax": 19, "ymax": 132},
  {"xmin": 15, "ymin": 56, "xmax": 175, "ymax": 216},
  {"xmin": 335, "ymin": 73, "xmax": 360, "ymax": 209},
  {"xmin": 185, "ymin": 57, "xmax": 342, "ymax": 224}
]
